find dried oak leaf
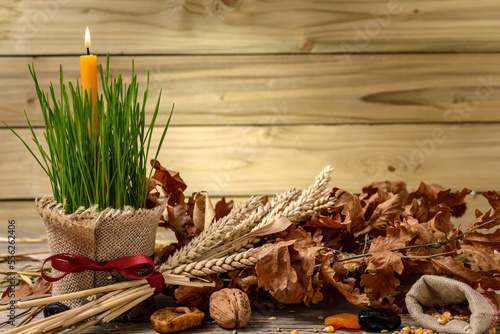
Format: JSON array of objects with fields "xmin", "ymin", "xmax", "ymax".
[
  {"xmin": 319, "ymin": 261, "xmax": 371, "ymax": 306},
  {"xmin": 367, "ymin": 250, "xmax": 404, "ymax": 275},
  {"xmin": 408, "ymin": 182, "xmax": 469, "ymax": 219},
  {"xmin": 360, "ymin": 181, "xmax": 406, "ymax": 224},
  {"xmin": 215, "ymin": 197, "xmax": 234, "ymax": 220},
  {"xmin": 1, "ymin": 277, "xmax": 51, "ymax": 305},
  {"xmin": 467, "ymin": 208, "xmax": 500, "ymax": 230},
  {"xmin": 432, "ymin": 256, "xmax": 500, "ymax": 289},
  {"xmin": 328, "ymin": 188, "xmax": 365, "ymax": 232},
  {"xmin": 457, "ymin": 247, "xmax": 500, "ymax": 271},
  {"xmin": 360, "ymin": 271, "xmax": 400, "ymax": 301},
  {"xmin": 402, "ymin": 198, "xmax": 428, "ymax": 223},
  {"xmin": 429, "ymin": 206, "xmax": 453, "ymax": 234},
  {"xmin": 228, "ymin": 267, "xmax": 259, "ymax": 292},
  {"xmin": 174, "ymin": 275, "xmax": 224, "ymax": 308},
  {"xmin": 462, "ymin": 229, "xmax": 500, "ymax": 253},
  {"xmin": 483, "ymin": 190, "xmax": 500, "ymax": 212},
  {"xmin": 354, "ymin": 193, "xmax": 405, "ymax": 237},
  {"xmin": 251, "ymin": 226, "xmax": 324, "ymax": 305},
  {"xmin": 150, "ymin": 160, "xmax": 187, "ymax": 206},
  {"xmin": 368, "ymin": 225, "xmax": 412, "ymax": 253}
]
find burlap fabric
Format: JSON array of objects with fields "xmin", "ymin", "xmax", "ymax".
[
  {"xmin": 406, "ymin": 275, "xmax": 499, "ymax": 334},
  {"xmin": 36, "ymin": 197, "xmax": 164, "ymax": 315}
]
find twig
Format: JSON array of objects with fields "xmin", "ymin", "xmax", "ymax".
[
  {"xmin": 334, "ymin": 218, "xmax": 497, "ymax": 263},
  {"xmin": 401, "ymin": 250, "xmax": 457, "ymax": 259}
]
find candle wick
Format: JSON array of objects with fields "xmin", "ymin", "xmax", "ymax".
[{"xmin": 87, "ymin": 47, "xmax": 90, "ymax": 56}]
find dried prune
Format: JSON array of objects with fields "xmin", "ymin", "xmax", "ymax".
[
  {"xmin": 358, "ymin": 308, "xmax": 401, "ymax": 331},
  {"xmin": 43, "ymin": 302, "xmax": 70, "ymax": 318}
]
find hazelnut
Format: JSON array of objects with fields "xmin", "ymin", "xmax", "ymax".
[
  {"xmin": 209, "ymin": 288, "xmax": 251, "ymax": 328},
  {"xmin": 150, "ymin": 306, "xmax": 204, "ymax": 333}
]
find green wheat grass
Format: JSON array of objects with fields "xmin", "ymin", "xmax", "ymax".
[{"xmin": 4, "ymin": 56, "xmax": 173, "ymax": 213}]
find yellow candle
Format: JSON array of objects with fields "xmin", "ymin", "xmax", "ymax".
[
  {"xmin": 80, "ymin": 26, "xmax": 98, "ymax": 105},
  {"xmin": 80, "ymin": 26, "xmax": 98, "ymax": 133}
]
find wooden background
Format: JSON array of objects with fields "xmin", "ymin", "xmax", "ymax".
[{"xmin": 1, "ymin": 0, "xmax": 500, "ymax": 234}]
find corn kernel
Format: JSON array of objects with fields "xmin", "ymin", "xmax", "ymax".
[
  {"xmin": 290, "ymin": 331, "xmax": 299, "ymax": 334},
  {"xmin": 485, "ymin": 328, "xmax": 496, "ymax": 334},
  {"xmin": 437, "ymin": 315, "xmax": 448, "ymax": 325},
  {"xmin": 401, "ymin": 327, "xmax": 411, "ymax": 333},
  {"xmin": 323, "ymin": 326, "xmax": 335, "ymax": 333},
  {"xmin": 415, "ymin": 329, "xmax": 424, "ymax": 334},
  {"xmin": 423, "ymin": 330, "xmax": 433, "ymax": 334},
  {"xmin": 441, "ymin": 311, "xmax": 452, "ymax": 320}
]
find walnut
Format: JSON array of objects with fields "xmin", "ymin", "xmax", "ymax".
[
  {"xmin": 150, "ymin": 306, "xmax": 205, "ymax": 333},
  {"xmin": 209, "ymin": 288, "xmax": 251, "ymax": 328}
]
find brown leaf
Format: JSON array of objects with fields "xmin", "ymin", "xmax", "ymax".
[
  {"xmin": 483, "ymin": 191, "xmax": 500, "ymax": 211},
  {"xmin": 408, "ymin": 183, "xmax": 470, "ymax": 218},
  {"xmin": 228, "ymin": 267, "xmax": 259, "ymax": 292},
  {"xmin": 192, "ymin": 193, "xmax": 215, "ymax": 231},
  {"xmin": 328, "ymin": 188, "xmax": 365, "ymax": 232},
  {"xmin": 429, "ymin": 207, "xmax": 453, "ymax": 234},
  {"xmin": 462, "ymin": 229, "xmax": 500, "ymax": 253},
  {"xmin": 367, "ymin": 250, "xmax": 404, "ymax": 275},
  {"xmin": 402, "ymin": 198, "xmax": 428, "ymax": 223},
  {"xmin": 214, "ymin": 197, "xmax": 234, "ymax": 220},
  {"xmin": 432, "ymin": 256, "xmax": 500, "ymax": 289},
  {"xmin": 319, "ymin": 261, "xmax": 371, "ymax": 306},
  {"xmin": 31, "ymin": 277, "xmax": 52, "ymax": 296},
  {"xmin": 466, "ymin": 209, "xmax": 500, "ymax": 230},
  {"xmin": 360, "ymin": 271, "xmax": 400, "ymax": 301},
  {"xmin": 253, "ymin": 240, "xmax": 298, "ymax": 293},
  {"xmin": 368, "ymin": 225, "xmax": 412, "ymax": 253},
  {"xmin": 354, "ymin": 193, "xmax": 405, "ymax": 237},
  {"xmin": 150, "ymin": 160, "xmax": 187, "ymax": 206},
  {"xmin": 174, "ymin": 275, "xmax": 223, "ymax": 307},
  {"xmin": 1, "ymin": 277, "xmax": 51, "ymax": 305}
]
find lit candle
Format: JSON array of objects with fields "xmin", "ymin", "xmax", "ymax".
[
  {"xmin": 80, "ymin": 26, "xmax": 98, "ymax": 134},
  {"xmin": 80, "ymin": 26, "xmax": 98, "ymax": 105}
]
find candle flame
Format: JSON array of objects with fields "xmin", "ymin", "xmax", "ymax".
[{"xmin": 85, "ymin": 26, "xmax": 91, "ymax": 49}]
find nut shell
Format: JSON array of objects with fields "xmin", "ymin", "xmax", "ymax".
[
  {"xmin": 209, "ymin": 288, "xmax": 251, "ymax": 328},
  {"xmin": 150, "ymin": 306, "xmax": 205, "ymax": 333}
]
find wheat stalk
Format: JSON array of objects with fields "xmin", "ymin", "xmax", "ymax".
[{"xmin": 160, "ymin": 196, "xmax": 263, "ymax": 271}]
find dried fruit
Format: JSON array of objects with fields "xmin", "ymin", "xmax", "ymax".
[
  {"xmin": 150, "ymin": 306, "xmax": 204, "ymax": 333},
  {"xmin": 357, "ymin": 309, "xmax": 401, "ymax": 331},
  {"xmin": 209, "ymin": 288, "xmax": 251, "ymax": 328},
  {"xmin": 43, "ymin": 302, "xmax": 70, "ymax": 318},
  {"xmin": 324, "ymin": 313, "xmax": 360, "ymax": 329}
]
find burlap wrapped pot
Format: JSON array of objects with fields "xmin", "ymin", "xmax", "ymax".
[
  {"xmin": 36, "ymin": 197, "xmax": 164, "ymax": 315},
  {"xmin": 406, "ymin": 275, "xmax": 499, "ymax": 334}
]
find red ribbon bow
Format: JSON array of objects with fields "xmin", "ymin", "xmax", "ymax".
[{"xmin": 41, "ymin": 253, "xmax": 165, "ymax": 294}]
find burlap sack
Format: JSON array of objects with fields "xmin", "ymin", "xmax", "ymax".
[
  {"xmin": 36, "ymin": 197, "xmax": 164, "ymax": 315},
  {"xmin": 406, "ymin": 275, "xmax": 499, "ymax": 334}
]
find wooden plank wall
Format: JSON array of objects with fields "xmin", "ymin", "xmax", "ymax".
[{"xmin": 1, "ymin": 0, "xmax": 499, "ymax": 230}]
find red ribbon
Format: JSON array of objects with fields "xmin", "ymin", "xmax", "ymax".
[{"xmin": 41, "ymin": 253, "xmax": 165, "ymax": 294}]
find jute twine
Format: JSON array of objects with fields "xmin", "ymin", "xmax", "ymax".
[
  {"xmin": 406, "ymin": 275, "xmax": 499, "ymax": 334},
  {"xmin": 36, "ymin": 197, "xmax": 164, "ymax": 316}
]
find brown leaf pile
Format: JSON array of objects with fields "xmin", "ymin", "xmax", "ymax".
[{"xmin": 152, "ymin": 166, "xmax": 500, "ymax": 312}]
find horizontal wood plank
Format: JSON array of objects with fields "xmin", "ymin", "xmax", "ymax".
[
  {"xmin": 3, "ymin": 54, "xmax": 500, "ymax": 127},
  {"xmin": 1, "ymin": 124, "xmax": 499, "ymax": 200},
  {"xmin": 1, "ymin": 0, "xmax": 500, "ymax": 55}
]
